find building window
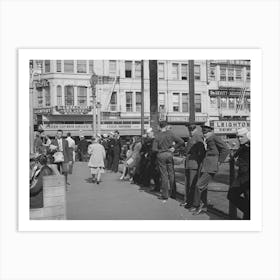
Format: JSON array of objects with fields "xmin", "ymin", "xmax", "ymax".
[
  {"xmin": 126, "ymin": 91, "xmax": 133, "ymax": 112},
  {"xmin": 235, "ymin": 68, "xmax": 242, "ymax": 80},
  {"xmin": 228, "ymin": 98, "xmax": 235, "ymax": 109},
  {"xmin": 56, "ymin": 60, "xmax": 62, "ymax": 72},
  {"xmin": 228, "ymin": 68, "xmax": 234, "ymax": 81},
  {"xmin": 220, "ymin": 67, "xmax": 226, "ymax": 81},
  {"xmin": 181, "ymin": 64, "xmax": 188, "ymax": 80},
  {"xmin": 158, "ymin": 92, "xmax": 165, "ymax": 109},
  {"xmin": 172, "ymin": 93, "xmax": 180, "ymax": 112},
  {"xmin": 195, "ymin": 94, "xmax": 201, "ymax": 112},
  {"xmin": 65, "ymin": 86, "xmax": 74, "ymax": 105},
  {"xmin": 182, "ymin": 93, "xmax": 189, "ymax": 112},
  {"xmin": 57, "ymin": 86, "xmax": 62, "ymax": 106},
  {"xmin": 109, "ymin": 60, "xmax": 117, "ymax": 76},
  {"xmin": 37, "ymin": 89, "xmax": 43, "ymax": 107},
  {"xmin": 172, "ymin": 63, "xmax": 179, "ymax": 80},
  {"xmin": 246, "ymin": 68, "xmax": 250, "ymax": 81},
  {"xmin": 125, "ymin": 61, "xmax": 132, "ymax": 78},
  {"xmin": 45, "ymin": 87, "xmax": 51, "ymax": 106},
  {"xmin": 220, "ymin": 97, "xmax": 227, "ymax": 109},
  {"xmin": 64, "ymin": 60, "xmax": 74, "ymax": 73},
  {"xmin": 209, "ymin": 66, "xmax": 216, "ymax": 80},
  {"xmin": 44, "ymin": 60, "xmax": 50, "ymax": 72},
  {"xmin": 158, "ymin": 62, "xmax": 165, "ymax": 79},
  {"xmin": 210, "ymin": 97, "xmax": 217, "ymax": 108},
  {"xmin": 136, "ymin": 92, "xmax": 142, "ymax": 112},
  {"xmin": 134, "ymin": 61, "xmax": 141, "ymax": 79},
  {"xmin": 194, "ymin": 65, "xmax": 200, "ymax": 80},
  {"xmin": 109, "ymin": 91, "xmax": 117, "ymax": 111},
  {"xmin": 77, "ymin": 60, "xmax": 87, "ymax": 73},
  {"xmin": 89, "ymin": 60, "xmax": 94, "ymax": 73},
  {"xmin": 77, "ymin": 86, "xmax": 87, "ymax": 106}
]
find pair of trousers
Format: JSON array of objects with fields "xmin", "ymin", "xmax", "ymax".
[
  {"xmin": 227, "ymin": 180, "xmax": 250, "ymax": 219},
  {"xmin": 184, "ymin": 169, "xmax": 199, "ymax": 205},
  {"xmin": 193, "ymin": 172, "xmax": 215, "ymax": 207},
  {"xmin": 157, "ymin": 152, "xmax": 175, "ymax": 199},
  {"xmin": 112, "ymin": 154, "xmax": 120, "ymax": 172}
]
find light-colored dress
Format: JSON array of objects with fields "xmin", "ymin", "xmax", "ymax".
[{"xmin": 88, "ymin": 143, "xmax": 106, "ymax": 174}]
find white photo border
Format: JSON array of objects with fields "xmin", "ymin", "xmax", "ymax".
[{"xmin": 18, "ymin": 48, "xmax": 262, "ymax": 232}]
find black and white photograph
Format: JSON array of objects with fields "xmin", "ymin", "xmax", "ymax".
[
  {"xmin": 28, "ymin": 58, "xmax": 252, "ymax": 221},
  {"xmin": 1, "ymin": 1, "xmax": 280, "ymax": 280}
]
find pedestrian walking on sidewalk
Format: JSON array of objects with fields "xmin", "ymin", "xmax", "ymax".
[
  {"xmin": 88, "ymin": 137, "xmax": 106, "ymax": 184},
  {"xmin": 51, "ymin": 129, "xmax": 72, "ymax": 190},
  {"xmin": 227, "ymin": 128, "xmax": 250, "ymax": 219},
  {"xmin": 152, "ymin": 121, "xmax": 185, "ymax": 202},
  {"xmin": 181, "ymin": 124, "xmax": 205, "ymax": 209},
  {"xmin": 66, "ymin": 132, "xmax": 76, "ymax": 174},
  {"xmin": 191, "ymin": 125, "xmax": 230, "ymax": 215}
]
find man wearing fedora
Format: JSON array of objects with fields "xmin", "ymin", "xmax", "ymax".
[
  {"xmin": 181, "ymin": 124, "xmax": 206, "ymax": 209},
  {"xmin": 227, "ymin": 127, "xmax": 250, "ymax": 219},
  {"xmin": 192, "ymin": 125, "xmax": 230, "ymax": 215}
]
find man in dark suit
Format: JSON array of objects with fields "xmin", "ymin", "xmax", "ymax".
[
  {"xmin": 227, "ymin": 128, "xmax": 250, "ymax": 219},
  {"xmin": 181, "ymin": 124, "xmax": 205, "ymax": 209},
  {"xmin": 111, "ymin": 130, "xmax": 122, "ymax": 173},
  {"xmin": 192, "ymin": 125, "xmax": 230, "ymax": 215},
  {"xmin": 51, "ymin": 129, "xmax": 71, "ymax": 189}
]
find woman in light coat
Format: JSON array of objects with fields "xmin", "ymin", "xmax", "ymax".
[{"xmin": 88, "ymin": 137, "xmax": 106, "ymax": 184}]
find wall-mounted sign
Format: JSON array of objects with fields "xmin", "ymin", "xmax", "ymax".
[
  {"xmin": 167, "ymin": 116, "xmax": 207, "ymax": 123},
  {"xmin": 214, "ymin": 120, "xmax": 250, "ymax": 134},
  {"xmin": 209, "ymin": 89, "xmax": 250, "ymax": 97},
  {"xmin": 54, "ymin": 106, "xmax": 92, "ymax": 115},
  {"xmin": 34, "ymin": 107, "xmax": 52, "ymax": 114},
  {"xmin": 43, "ymin": 124, "xmax": 92, "ymax": 130}
]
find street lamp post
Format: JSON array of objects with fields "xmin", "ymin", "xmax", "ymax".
[{"xmin": 90, "ymin": 72, "xmax": 98, "ymax": 137}]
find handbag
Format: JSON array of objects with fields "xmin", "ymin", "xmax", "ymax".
[{"xmin": 53, "ymin": 151, "xmax": 64, "ymax": 163}]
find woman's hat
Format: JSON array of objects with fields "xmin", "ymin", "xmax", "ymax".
[{"xmin": 146, "ymin": 127, "xmax": 153, "ymax": 133}]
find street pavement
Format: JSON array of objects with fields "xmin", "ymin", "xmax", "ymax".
[{"xmin": 66, "ymin": 162, "xmax": 223, "ymax": 220}]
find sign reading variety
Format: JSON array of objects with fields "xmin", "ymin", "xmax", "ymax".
[{"xmin": 214, "ymin": 120, "xmax": 250, "ymax": 134}]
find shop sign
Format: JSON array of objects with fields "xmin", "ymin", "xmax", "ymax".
[
  {"xmin": 209, "ymin": 89, "xmax": 250, "ymax": 97},
  {"xmin": 167, "ymin": 116, "xmax": 207, "ymax": 123},
  {"xmin": 101, "ymin": 124, "xmax": 149, "ymax": 130},
  {"xmin": 34, "ymin": 107, "xmax": 52, "ymax": 114},
  {"xmin": 214, "ymin": 120, "xmax": 250, "ymax": 134},
  {"xmin": 43, "ymin": 124, "xmax": 92, "ymax": 130},
  {"xmin": 54, "ymin": 106, "xmax": 92, "ymax": 115}
]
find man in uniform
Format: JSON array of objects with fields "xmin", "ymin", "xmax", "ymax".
[
  {"xmin": 181, "ymin": 124, "xmax": 205, "ymax": 209},
  {"xmin": 152, "ymin": 121, "xmax": 185, "ymax": 202},
  {"xmin": 192, "ymin": 125, "xmax": 229, "ymax": 215}
]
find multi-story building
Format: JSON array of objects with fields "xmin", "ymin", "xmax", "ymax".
[
  {"xmin": 30, "ymin": 59, "xmax": 250, "ymax": 139},
  {"xmin": 206, "ymin": 60, "xmax": 250, "ymax": 136}
]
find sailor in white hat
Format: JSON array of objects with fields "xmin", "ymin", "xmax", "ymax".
[{"xmin": 236, "ymin": 127, "xmax": 250, "ymax": 145}]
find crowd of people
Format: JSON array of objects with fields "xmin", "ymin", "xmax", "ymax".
[{"xmin": 30, "ymin": 121, "xmax": 250, "ymax": 219}]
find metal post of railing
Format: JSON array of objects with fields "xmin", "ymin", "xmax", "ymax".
[{"xmin": 229, "ymin": 152, "xmax": 237, "ymax": 219}]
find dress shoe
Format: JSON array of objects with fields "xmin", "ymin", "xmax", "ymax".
[{"xmin": 180, "ymin": 202, "xmax": 188, "ymax": 207}]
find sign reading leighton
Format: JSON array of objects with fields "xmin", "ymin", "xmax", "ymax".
[{"xmin": 214, "ymin": 120, "xmax": 250, "ymax": 134}]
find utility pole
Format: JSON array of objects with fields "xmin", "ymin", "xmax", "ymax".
[
  {"xmin": 149, "ymin": 60, "xmax": 159, "ymax": 134},
  {"xmin": 90, "ymin": 72, "xmax": 98, "ymax": 137},
  {"xmin": 141, "ymin": 60, "xmax": 145, "ymax": 135},
  {"xmin": 29, "ymin": 60, "xmax": 42, "ymax": 154},
  {"xmin": 189, "ymin": 60, "xmax": 195, "ymax": 124},
  {"xmin": 96, "ymin": 102, "xmax": 101, "ymax": 135}
]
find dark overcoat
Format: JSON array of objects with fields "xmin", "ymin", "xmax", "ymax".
[{"xmin": 201, "ymin": 134, "xmax": 230, "ymax": 173}]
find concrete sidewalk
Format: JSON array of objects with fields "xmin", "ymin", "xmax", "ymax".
[{"xmin": 66, "ymin": 162, "xmax": 223, "ymax": 220}]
